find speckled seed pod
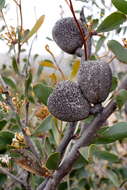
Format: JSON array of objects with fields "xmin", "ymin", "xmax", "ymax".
[
  {"xmin": 47, "ymin": 80, "xmax": 90, "ymax": 122},
  {"xmin": 52, "ymin": 17, "xmax": 91, "ymax": 56},
  {"xmin": 77, "ymin": 58, "xmax": 112, "ymax": 104}
]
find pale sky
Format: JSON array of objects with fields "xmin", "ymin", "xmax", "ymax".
[{"xmin": 0, "ymin": 0, "xmax": 113, "ymax": 55}]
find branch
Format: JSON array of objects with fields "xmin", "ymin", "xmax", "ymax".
[
  {"xmin": 56, "ymin": 122, "xmax": 77, "ymax": 157},
  {"xmin": 37, "ymin": 76, "xmax": 127, "ymax": 190},
  {"xmin": 66, "ymin": 0, "xmax": 88, "ymax": 60},
  {"xmin": 0, "ymin": 167, "xmax": 31, "ymax": 190},
  {"xmin": 37, "ymin": 122, "xmax": 77, "ymax": 190}
]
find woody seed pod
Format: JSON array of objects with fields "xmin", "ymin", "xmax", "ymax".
[
  {"xmin": 77, "ymin": 58, "xmax": 112, "ymax": 104},
  {"xmin": 47, "ymin": 80, "xmax": 90, "ymax": 122},
  {"xmin": 52, "ymin": 17, "xmax": 91, "ymax": 56}
]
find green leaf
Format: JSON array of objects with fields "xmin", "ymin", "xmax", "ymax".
[
  {"xmin": 95, "ymin": 36, "xmax": 106, "ymax": 53},
  {"xmin": 91, "ymin": 19, "xmax": 99, "ymax": 29},
  {"xmin": 108, "ymin": 40, "xmax": 127, "ymax": 63},
  {"xmin": 94, "ymin": 122, "xmax": 127, "ymax": 144},
  {"xmin": 79, "ymin": 144, "xmax": 96, "ymax": 162},
  {"xmin": 0, "ymin": 131, "xmax": 14, "ymax": 152},
  {"xmin": 0, "ymin": 174, "xmax": 7, "ymax": 185},
  {"xmin": 0, "ymin": 0, "xmax": 5, "ymax": 10},
  {"xmin": 22, "ymin": 15, "xmax": 45, "ymax": 43},
  {"xmin": 58, "ymin": 182, "xmax": 67, "ymax": 190},
  {"xmin": 116, "ymin": 89, "xmax": 127, "ymax": 109},
  {"xmin": 0, "ymin": 94, "xmax": 4, "ymax": 102},
  {"xmin": 73, "ymin": 155, "xmax": 88, "ymax": 169},
  {"xmin": 80, "ymin": 145, "xmax": 119, "ymax": 162},
  {"xmin": 36, "ymin": 65, "xmax": 44, "ymax": 78},
  {"xmin": 25, "ymin": 71, "xmax": 32, "ymax": 96},
  {"xmin": 93, "ymin": 150, "xmax": 119, "ymax": 162},
  {"xmin": 108, "ymin": 170, "xmax": 120, "ymax": 187},
  {"xmin": 2, "ymin": 76, "xmax": 17, "ymax": 90},
  {"xmin": 0, "ymin": 120, "xmax": 7, "ymax": 130},
  {"xmin": 46, "ymin": 152, "xmax": 61, "ymax": 170},
  {"xmin": 96, "ymin": 12, "xmax": 126, "ymax": 32},
  {"xmin": 70, "ymin": 60, "xmax": 80, "ymax": 79},
  {"xmin": 12, "ymin": 57, "xmax": 19, "ymax": 74},
  {"xmin": 33, "ymin": 115, "xmax": 52, "ymax": 135},
  {"xmin": 33, "ymin": 83, "xmax": 53, "ymax": 105},
  {"xmin": 110, "ymin": 76, "xmax": 118, "ymax": 92},
  {"xmin": 112, "ymin": 0, "xmax": 127, "ymax": 14}
]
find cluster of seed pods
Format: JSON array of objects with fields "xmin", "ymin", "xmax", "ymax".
[{"xmin": 47, "ymin": 17, "xmax": 112, "ymax": 122}]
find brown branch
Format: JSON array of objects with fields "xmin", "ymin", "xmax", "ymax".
[
  {"xmin": 37, "ymin": 76, "xmax": 127, "ymax": 190},
  {"xmin": 17, "ymin": 0, "xmax": 23, "ymax": 65},
  {"xmin": 12, "ymin": 0, "xmax": 19, "ymax": 6},
  {"xmin": 41, "ymin": 102, "xmax": 116, "ymax": 190},
  {"xmin": 25, "ymin": 101, "xmax": 29, "ymax": 126},
  {"xmin": 66, "ymin": 0, "xmax": 88, "ymax": 60},
  {"xmin": 37, "ymin": 122, "xmax": 77, "ymax": 190},
  {"xmin": 56, "ymin": 122, "xmax": 77, "ymax": 157}
]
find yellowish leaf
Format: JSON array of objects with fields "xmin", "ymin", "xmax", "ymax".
[
  {"xmin": 70, "ymin": 60, "xmax": 80, "ymax": 79},
  {"xmin": 22, "ymin": 15, "xmax": 45, "ymax": 43},
  {"xmin": 49, "ymin": 73, "xmax": 57, "ymax": 84},
  {"xmin": 13, "ymin": 149, "xmax": 52, "ymax": 177},
  {"xmin": 39, "ymin": 60, "xmax": 57, "ymax": 69}
]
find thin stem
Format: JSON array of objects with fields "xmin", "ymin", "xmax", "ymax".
[
  {"xmin": 106, "ymin": 56, "xmax": 116, "ymax": 64},
  {"xmin": 1, "ymin": 10, "xmax": 13, "ymax": 42},
  {"xmin": 19, "ymin": 0, "xmax": 23, "ymax": 32},
  {"xmin": 0, "ymin": 167, "xmax": 28, "ymax": 187},
  {"xmin": 17, "ymin": 0, "xmax": 23, "ymax": 64},
  {"xmin": 25, "ymin": 101, "xmax": 29, "ymax": 126},
  {"xmin": 120, "ymin": 179, "xmax": 127, "ymax": 188},
  {"xmin": 67, "ymin": 0, "xmax": 88, "ymax": 60},
  {"xmin": 45, "ymin": 45, "xmax": 65, "ymax": 80},
  {"xmin": 12, "ymin": 0, "xmax": 19, "ymax": 6}
]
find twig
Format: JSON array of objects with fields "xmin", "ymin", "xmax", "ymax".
[
  {"xmin": 66, "ymin": 0, "xmax": 88, "ymax": 60},
  {"xmin": 0, "ymin": 10, "xmax": 14, "ymax": 42},
  {"xmin": 106, "ymin": 56, "xmax": 116, "ymax": 64},
  {"xmin": 120, "ymin": 179, "xmax": 127, "ymax": 188},
  {"xmin": 56, "ymin": 122, "xmax": 77, "ymax": 157},
  {"xmin": 17, "ymin": 0, "xmax": 23, "ymax": 65},
  {"xmin": 0, "ymin": 167, "xmax": 29, "ymax": 189},
  {"xmin": 19, "ymin": 0, "xmax": 23, "ymax": 32},
  {"xmin": 12, "ymin": 0, "xmax": 19, "ymax": 6},
  {"xmin": 45, "ymin": 45, "xmax": 65, "ymax": 80},
  {"xmin": 37, "ymin": 76, "xmax": 127, "ymax": 190},
  {"xmin": 25, "ymin": 101, "xmax": 29, "ymax": 126}
]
